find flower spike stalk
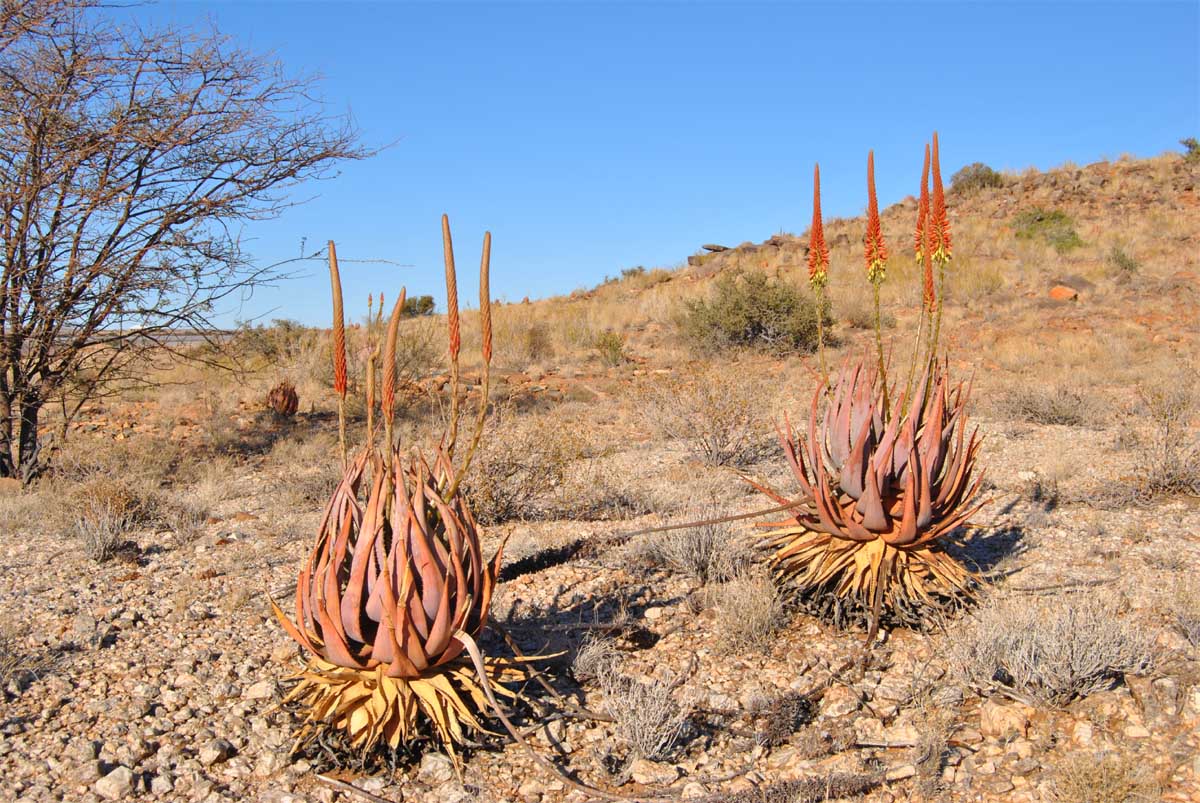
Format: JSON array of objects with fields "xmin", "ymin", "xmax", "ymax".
[
  {"xmin": 865, "ymin": 151, "xmax": 890, "ymax": 413},
  {"xmin": 442, "ymin": 214, "xmax": 461, "ymax": 460},
  {"xmin": 446, "ymin": 230, "xmax": 492, "ymax": 504},
  {"xmin": 807, "ymin": 163, "xmax": 831, "ymax": 384},
  {"xmin": 927, "ymin": 132, "xmax": 952, "ymax": 366},
  {"xmin": 328, "ymin": 241, "xmax": 348, "ymax": 467},
  {"xmin": 903, "ymin": 143, "xmax": 934, "ymax": 414},
  {"xmin": 381, "ymin": 287, "xmax": 406, "ymax": 470}
]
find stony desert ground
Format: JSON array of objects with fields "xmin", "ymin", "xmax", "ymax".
[{"xmin": 1, "ymin": 152, "xmax": 1199, "ymax": 803}]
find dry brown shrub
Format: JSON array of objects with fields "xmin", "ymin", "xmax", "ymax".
[
  {"xmin": 638, "ymin": 368, "xmax": 770, "ymax": 467},
  {"xmin": 950, "ymin": 591, "xmax": 1160, "ymax": 705},
  {"xmin": 1131, "ymin": 384, "xmax": 1200, "ymax": 497},
  {"xmin": 601, "ymin": 670, "xmax": 693, "ymax": 761}
]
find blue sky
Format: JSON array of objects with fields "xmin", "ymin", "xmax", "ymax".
[{"xmin": 135, "ymin": 1, "xmax": 1199, "ymax": 326}]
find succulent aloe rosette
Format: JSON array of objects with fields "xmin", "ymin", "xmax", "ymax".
[
  {"xmin": 271, "ymin": 218, "xmax": 523, "ymax": 757},
  {"xmin": 272, "ymin": 447, "xmax": 518, "ymax": 752},
  {"xmin": 755, "ymin": 357, "xmax": 985, "ymax": 617}
]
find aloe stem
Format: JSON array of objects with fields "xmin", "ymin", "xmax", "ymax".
[{"xmin": 873, "ymin": 282, "xmax": 889, "ymax": 415}]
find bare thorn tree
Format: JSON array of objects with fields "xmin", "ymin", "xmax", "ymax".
[{"xmin": 0, "ymin": 0, "xmax": 370, "ymax": 480}]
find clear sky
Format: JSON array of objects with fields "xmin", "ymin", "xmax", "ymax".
[{"xmin": 134, "ymin": 1, "xmax": 1200, "ymax": 327}]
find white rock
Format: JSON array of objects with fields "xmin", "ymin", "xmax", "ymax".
[{"xmin": 94, "ymin": 766, "xmax": 134, "ymax": 801}]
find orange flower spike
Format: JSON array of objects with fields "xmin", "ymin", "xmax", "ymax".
[
  {"xmin": 807, "ymin": 163, "xmax": 830, "ymax": 290},
  {"xmin": 865, "ymin": 150, "xmax": 888, "ymax": 285},
  {"xmin": 930, "ymin": 132, "xmax": 952, "ymax": 262},
  {"xmin": 915, "ymin": 143, "xmax": 930, "ymax": 263}
]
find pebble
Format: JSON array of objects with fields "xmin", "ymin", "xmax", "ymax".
[{"xmin": 199, "ymin": 738, "xmax": 235, "ymax": 766}]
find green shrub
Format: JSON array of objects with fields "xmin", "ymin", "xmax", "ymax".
[
  {"xmin": 950, "ymin": 162, "xmax": 1005, "ymax": 194},
  {"xmin": 594, "ymin": 330, "xmax": 627, "ymax": 366},
  {"xmin": 1181, "ymin": 137, "xmax": 1200, "ymax": 163},
  {"xmin": 402, "ymin": 295, "xmax": 435, "ymax": 316},
  {"xmin": 680, "ymin": 271, "xmax": 826, "ymax": 353},
  {"xmin": 1013, "ymin": 207, "xmax": 1083, "ymax": 253}
]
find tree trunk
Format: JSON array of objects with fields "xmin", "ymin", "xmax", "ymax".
[
  {"xmin": 0, "ymin": 387, "xmax": 15, "ymax": 479},
  {"xmin": 16, "ymin": 397, "xmax": 42, "ymax": 483}
]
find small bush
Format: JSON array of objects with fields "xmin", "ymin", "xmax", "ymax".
[
  {"xmin": 465, "ymin": 409, "xmax": 588, "ymax": 524},
  {"xmin": 639, "ymin": 370, "xmax": 769, "ymax": 467},
  {"xmin": 1181, "ymin": 136, "xmax": 1200, "ymax": 163},
  {"xmin": 0, "ymin": 627, "xmax": 42, "ymax": 699},
  {"xmin": 602, "ymin": 671, "xmax": 692, "ymax": 761},
  {"xmin": 1013, "ymin": 207, "xmax": 1083, "ymax": 253},
  {"xmin": 710, "ymin": 570, "xmax": 785, "ymax": 652},
  {"xmin": 1052, "ymin": 752, "xmax": 1159, "ymax": 803},
  {"xmin": 620, "ymin": 266, "xmax": 646, "ymax": 280},
  {"xmin": 1133, "ymin": 385, "xmax": 1200, "ymax": 497},
  {"xmin": 950, "ymin": 162, "xmax": 1005, "ymax": 194},
  {"xmin": 522, "ymin": 322, "xmax": 554, "ymax": 362},
  {"xmin": 998, "ymin": 385, "xmax": 1104, "ymax": 427},
  {"xmin": 951, "ymin": 592, "xmax": 1159, "ymax": 705},
  {"xmin": 679, "ymin": 271, "xmax": 826, "ymax": 354},
  {"xmin": 1107, "ymin": 245, "xmax": 1139, "ymax": 276},
  {"xmin": 594, "ymin": 330, "xmax": 627, "ymax": 366}
]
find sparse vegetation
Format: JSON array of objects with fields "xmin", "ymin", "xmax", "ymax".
[
  {"xmin": 952, "ymin": 592, "xmax": 1159, "ymax": 705},
  {"xmin": 639, "ymin": 513, "xmax": 752, "ymax": 584},
  {"xmin": 950, "ymin": 161, "xmax": 1005, "ymax": 194},
  {"xmin": 1014, "ymin": 207, "xmax": 1084, "ymax": 253},
  {"xmin": 73, "ymin": 494, "xmax": 138, "ymax": 562},
  {"xmin": 998, "ymin": 385, "xmax": 1105, "ymax": 427},
  {"xmin": 679, "ymin": 270, "xmax": 825, "ymax": 354},
  {"xmin": 465, "ymin": 409, "xmax": 588, "ymax": 523}
]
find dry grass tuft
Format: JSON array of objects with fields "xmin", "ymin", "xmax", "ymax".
[
  {"xmin": 465, "ymin": 408, "xmax": 588, "ymax": 524},
  {"xmin": 951, "ymin": 591, "xmax": 1160, "ymax": 706},
  {"xmin": 1051, "ymin": 752, "xmax": 1159, "ymax": 803},
  {"xmin": 0, "ymin": 626, "xmax": 43, "ymax": 699},
  {"xmin": 158, "ymin": 492, "xmax": 210, "ymax": 548},
  {"xmin": 572, "ymin": 634, "xmax": 621, "ymax": 684}
]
